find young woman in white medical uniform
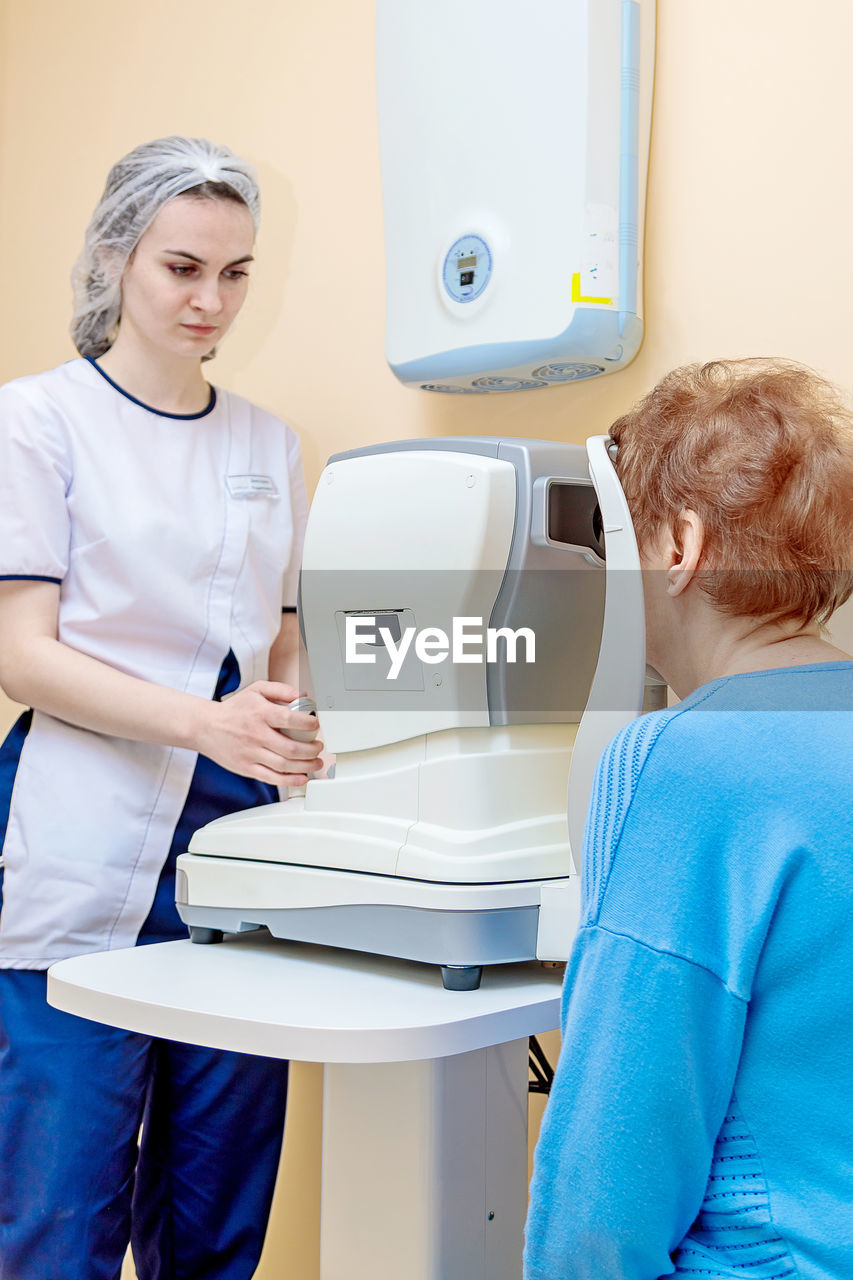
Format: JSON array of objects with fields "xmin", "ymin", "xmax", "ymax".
[{"xmin": 0, "ymin": 137, "xmax": 322, "ymax": 1279}]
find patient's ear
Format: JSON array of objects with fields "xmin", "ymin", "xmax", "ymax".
[{"xmin": 666, "ymin": 510, "xmax": 704, "ymax": 596}]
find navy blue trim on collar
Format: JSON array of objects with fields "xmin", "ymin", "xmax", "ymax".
[
  {"xmin": 0, "ymin": 574, "xmax": 62, "ymax": 584},
  {"xmin": 85, "ymin": 356, "xmax": 217, "ymax": 419}
]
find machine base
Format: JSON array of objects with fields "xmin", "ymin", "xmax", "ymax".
[{"xmin": 180, "ymin": 899, "xmax": 539, "ymax": 991}]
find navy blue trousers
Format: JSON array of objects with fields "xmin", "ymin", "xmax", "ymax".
[
  {"xmin": 0, "ymin": 655, "xmax": 290, "ymax": 1279},
  {"xmin": 0, "ymin": 973, "xmax": 289, "ymax": 1280}
]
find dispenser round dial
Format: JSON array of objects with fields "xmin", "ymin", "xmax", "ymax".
[{"xmin": 442, "ymin": 234, "xmax": 492, "ymax": 303}]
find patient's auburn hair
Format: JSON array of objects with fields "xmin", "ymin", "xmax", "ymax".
[{"xmin": 609, "ymin": 358, "xmax": 853, "ymax": 625}]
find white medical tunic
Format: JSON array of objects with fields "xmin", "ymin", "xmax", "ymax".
[{"xmin": 0, "ymin": 357, "xmax": 308, "ymax": 968}]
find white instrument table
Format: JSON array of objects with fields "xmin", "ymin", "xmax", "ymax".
[{"xmin": 48, "ymin": 934, "xmax": 562, "ymax": 1280}]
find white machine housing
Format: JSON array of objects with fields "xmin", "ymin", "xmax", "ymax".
[
  {"xmin": 177, "ymin": 438, "xmax": 658, "ymax": 988},
  {"xmin": 377, "ymin": 0, "xmax": 655, "ymax": 393}
]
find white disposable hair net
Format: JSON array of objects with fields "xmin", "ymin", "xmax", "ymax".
[{"xmin": 70, "ymin": 136, "xmax": 260, "ymax": 359}]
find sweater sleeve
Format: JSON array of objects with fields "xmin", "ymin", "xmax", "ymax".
[{"xmin": 523, "ymin": 925, "xmax": 747, "ymax": 1280}]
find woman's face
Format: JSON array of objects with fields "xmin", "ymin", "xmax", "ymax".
[{"xmin": 117, "ymin": 195, "xmax": 255, "ymax": 360}]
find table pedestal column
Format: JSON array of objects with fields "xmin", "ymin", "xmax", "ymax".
[{"xmin": 320, "ymin": 1038, "xmax": 529, "ymax": 1280}]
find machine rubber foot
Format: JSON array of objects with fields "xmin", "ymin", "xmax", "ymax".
[
  {"xmin": 441, "ymin": 964, "xmax": 483, "ymax": 991},
  {"xmin": 189, "ymin": 926, "xmax": 224, "ymax": 945}
]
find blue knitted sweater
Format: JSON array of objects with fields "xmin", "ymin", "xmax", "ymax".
[{"xmin": 525, "ymin": 662, "xmax": 853, "ymax": 1280}]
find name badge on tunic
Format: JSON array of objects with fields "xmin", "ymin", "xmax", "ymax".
[{"xmin": 226, "ymin": 474, "xmax": 280, "ymax": 499}]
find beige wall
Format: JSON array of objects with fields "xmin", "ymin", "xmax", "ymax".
[{"xmin": 2, "ymin": 1, "xmax": 853, "ymax": 1275}]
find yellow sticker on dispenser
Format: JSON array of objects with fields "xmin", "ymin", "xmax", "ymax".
[{"xmin": 571, "ymin": 273, "xmax": 614, "ymax": 306}]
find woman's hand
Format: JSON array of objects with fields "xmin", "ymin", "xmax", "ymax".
[{"xmin": 195, "ymin": 682, "xmax": 324, "ymax": 785}]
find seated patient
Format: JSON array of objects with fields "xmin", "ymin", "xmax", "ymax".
[{"xmin": 524, "ymin": 359, "xmax": 853, "ymax": 1280}]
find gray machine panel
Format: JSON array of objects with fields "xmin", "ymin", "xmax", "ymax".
[{"xmin": 488, "ymin": 440, "xmax": 605, "ymax": 724}]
